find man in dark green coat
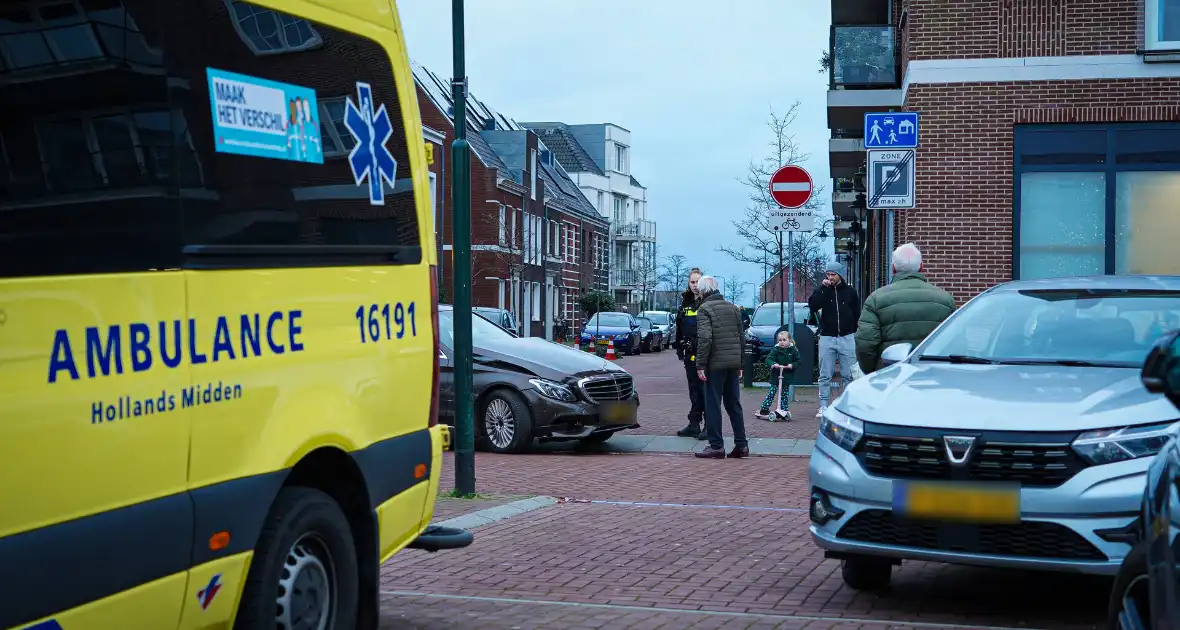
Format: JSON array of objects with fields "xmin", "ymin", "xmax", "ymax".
[{"xmin": 855, "ymin": 243, "xmax": 956, "ymax": 374}]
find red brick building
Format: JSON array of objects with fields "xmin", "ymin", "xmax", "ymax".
[
  {"xmin": 413, "ymin": 63, "xmax": 610, "ymax": 338},
  {"xmin": 827, "ymin": 0, "xmax": 1180, "ymax": 304}
]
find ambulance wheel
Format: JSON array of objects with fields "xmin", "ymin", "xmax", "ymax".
[{"xmin": 234, "ymin": 487, "xmax": 359, "ymax": 630}]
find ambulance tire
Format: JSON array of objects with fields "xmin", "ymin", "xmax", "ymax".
[{"xmin": 235, "ymin": 487, "xmax": 360, "ymax": 630}]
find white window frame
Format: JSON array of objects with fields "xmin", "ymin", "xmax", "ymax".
[
  {"xmin": 509, "ymin": 207, "xmax": 518, "ymax": 248},
  {"xmin": 532, "ymin": 282, "xmax": 541, "ymax": 321},
  {"xmin": 615, "ymin": 144, "xmax": 628, "ymax": 174},
  {"xmin": 1147, "ymin": 0, "xmax": 1180, "ymax": 50},
  {"xmin": 498, "ymin": 204, "xmax": 507, "ymax": 245},
  {"xmin": 529, "ymin": 149, "xmax": 538, "ymax": 200},
  {"xmin": 224, "ymin": 0, "xmax": 323, "ymax": 56}
]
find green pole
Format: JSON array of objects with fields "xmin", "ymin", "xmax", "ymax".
[{"xmin": 450, "ymin": 0, "xmax": 476, "ymax": 495}]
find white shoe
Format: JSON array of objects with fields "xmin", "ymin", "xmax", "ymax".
[{"xmin": 816, "ymin": 406, "xmax": 826, "ymax": 418}]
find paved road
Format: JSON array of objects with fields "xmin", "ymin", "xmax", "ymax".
[{"xmin": 379, "ymin": 350, "xmax": 1110, "ymax": 629}]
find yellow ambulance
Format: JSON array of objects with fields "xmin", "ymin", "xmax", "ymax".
[{"xmin": 0, "ymin": 0, "xmax": 467, "ymax": 627}]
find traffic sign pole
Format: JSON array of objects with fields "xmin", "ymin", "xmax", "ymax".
[
  {"xmin": 768, "ymin": 164, "xmax": 814, "ymax": 339},
  {"xmin": 450, "ymin": 0, "xmax": 475, "ymax": 496}
]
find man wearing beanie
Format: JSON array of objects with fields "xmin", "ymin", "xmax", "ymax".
[{"xmin": 807, "ymin": 261, "xmax": 861, "ymax": 417}]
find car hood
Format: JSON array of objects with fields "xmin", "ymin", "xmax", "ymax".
[
  {"xmin": 583, "ymin": 326, "xmax": 632, "ymax": 335},
  {"xmin": 840, "ymin": 362, "xmax": 1176, "ymax": 431},
  {"xmin": 475, "ymin": 337, "xmax": 624, "ymax": 381},
  {"xmin": 747, "ymin": 324, "xmax": 782, "ymax": 343}
]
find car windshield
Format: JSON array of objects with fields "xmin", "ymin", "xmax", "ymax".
[
  {"xmin": 637, "ymin": 318, "xmax": 653, "ymax": 331},
  {"xmin": 640, "ymin": 312, "xmax": 670, "ymax": 324},
  {"xmin": 438, "ymin": 310, "xmax": 513, "ymax": 349},
  {"xmin": 917, "ymin": 289, "xmax": 1180, "ymax": 367},
  {"xmin": 753, "ymin": 305, "xmax": 807, "ymax": 326},
  {"xmin": 587, "ymin": 313, "xmax": 631, "ymax": 327}
]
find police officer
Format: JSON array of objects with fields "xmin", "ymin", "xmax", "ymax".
[{"xmin": 673, "ymin": 268, "xmax": 706, "ymax": 439}]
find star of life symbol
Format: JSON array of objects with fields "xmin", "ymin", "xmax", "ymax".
[{"xmin": 344, "ymin": 81, "xmax": 398, "ymax": 205}]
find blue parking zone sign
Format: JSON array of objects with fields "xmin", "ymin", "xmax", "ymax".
[
  {"xmin": 864, "ymin": 112, "xmax": 919, "ymax": 149},
  {"xmin": 206, "ymin": 67, "xmax": 323, "ymax": 164}
]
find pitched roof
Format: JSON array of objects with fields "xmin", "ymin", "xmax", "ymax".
[
  {"xmin": 411, "ymin": 60, "xmax": 601, "ymax": 222},
  {"xmin": 630, "ymin": 175, "xmax": 644, "ymax": 188},
  {"xmin": 522, "ymin": 123, "xmax": 604, "ymax": 176}
]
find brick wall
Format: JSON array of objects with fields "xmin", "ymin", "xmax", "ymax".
[
  {"xmin": 904, "ymin": 0, "xmax": 1141, "ymax": 60},
  {"xmin": 901, "ymin": 78, "xmax": 1180, "ymax": 303}
]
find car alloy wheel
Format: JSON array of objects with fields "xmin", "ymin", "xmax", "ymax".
[
  {"xmin": 276, "ymin": 533, "xmax": 336, "ymax": 630},
  {"xmin": 484, "ymin": 398, "xmax": 516, "ymax": 449}
]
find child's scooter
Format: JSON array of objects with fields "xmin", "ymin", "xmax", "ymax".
[{"xmin": 772, "ymin": 365, "xmax": 791, "ymax": 421}]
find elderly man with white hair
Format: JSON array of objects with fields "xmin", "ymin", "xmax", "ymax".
[
  {"xmin": 691, "ymin": 275, "xmax": 750, "ymax": 459},
  {"xmin": 855, "ymin": 242, "xmax": 956, "ymax": 374}
]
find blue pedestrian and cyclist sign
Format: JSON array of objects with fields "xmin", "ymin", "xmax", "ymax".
[
  {"xmin": 864, "ymin": 112, "xmax": 919, "ymax": 149},
  {"xmin": 344, "ymin": 81, "xmax": 398, "ymax": 206}
]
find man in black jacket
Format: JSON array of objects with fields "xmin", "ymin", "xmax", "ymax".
[
  {"xmin": 673, "ymin": 268, "xmax": 706, "ymax": 439},
  {"xmin": 807, "ymin": 261, "xmax": 860, "ymax": 417}
]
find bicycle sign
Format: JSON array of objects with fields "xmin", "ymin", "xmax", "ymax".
[{"xmin": 769, "ymin": 212, "xmax": 812, "ymax": 232}]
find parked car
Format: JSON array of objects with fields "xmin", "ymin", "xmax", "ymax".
[
  {"xmin": 640, "ymin": 310, "xmax": 676, "ymax": 350},
  {"xmin": 1107, "ymin": 329, "xmax": 1180, "ymax": 630},
  {"xmin": 808, "ymin": 275, "xmax": 1180, "ymax": 591},
  {"xmin": 636, "ymin": 317, "xmax": 664, "ymax": 353},
  {"xmin": 437, "ymin": 306, "xmax": 640, "ymax": 453},
  {"xmin": 579, "ymin": 311, "xmax": 641, "ymax": 355},
  {"xmin": 473, "ymin": 306, "xmax": 519, "ymax": 335},
  {"xmin": 746, "ymin": 302, "xmax": 814, "ymax": 361}
]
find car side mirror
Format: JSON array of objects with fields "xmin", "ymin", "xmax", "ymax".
[
  {"xmin": 1142, "ymin": 330, "xmax": 1180, "ymax": 407},
  {"xmin": 880, "ymin": 342, "xmax": 914, "ymax": 368}
]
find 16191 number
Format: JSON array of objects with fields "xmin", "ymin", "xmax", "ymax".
[{"xmin": 355, "ymin": 302, "xmax": 417, "ymax": 343}]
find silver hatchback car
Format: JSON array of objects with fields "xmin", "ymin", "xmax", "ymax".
[{"xmin": 809, "ymin": 275, "xmax": 1180, "ymax": 591}]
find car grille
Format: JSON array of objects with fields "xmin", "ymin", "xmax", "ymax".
[
  {"xmin": 837, "ymin": 509, "xmax": 1106, "ymax": 561},
  {"xmin": 856, "ymin": 424, "xmax": 1088, "ymax": 488},
  {"xmin": 579, "ymin": 374, "xmax": 634, "ymax": 402}
]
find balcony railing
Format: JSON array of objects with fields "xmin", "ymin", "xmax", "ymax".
[
  {"xmin": 613, "ymin": 268, "xmax": 642, "ymax": 287},
  {"xmin": 829, "ymin": 25, "xmax": 899, "ymax": 90},
  {"xmin": 614, "ymin": 219, "xmax": 656, "ymax": 241}
]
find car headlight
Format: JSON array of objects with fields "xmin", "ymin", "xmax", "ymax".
[
  {"xmin": 819, "ymin": 407, "xmax": 864, "ymax": 451},
  {"xmin": 528, "ymin": 378, "xmax": 576, "ymax": 402},
  {"xmin": 1071, "ymin": 420, "xmax": 1180, "ymax": 465},
  {"xmin": 615, "ymin": 334, "xmax": 630, "ymax": 340}
]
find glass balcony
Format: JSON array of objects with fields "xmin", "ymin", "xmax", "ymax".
[
  {"xmin": 614, "ymin": 219, "xmax": 656, "ymax": 241},
  {"xmin": 829, "ymin": 25, "xmax": 899, "ymax": 89}
]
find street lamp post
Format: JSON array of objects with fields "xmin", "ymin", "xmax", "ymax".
[{"xmin": 450, "ymin": 0, "xmax": 476, "ymax": 495}]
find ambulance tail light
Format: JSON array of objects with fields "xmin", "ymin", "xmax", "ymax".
[{"xmin": 429, "ymin": 266, "xmax": 441, "ymax": 428}]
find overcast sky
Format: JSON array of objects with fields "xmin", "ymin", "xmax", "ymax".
[{"xmin": 398, "ymin": 1, "xmax": 832, "ymax": 304}]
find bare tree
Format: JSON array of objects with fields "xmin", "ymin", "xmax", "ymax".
[
  {"xmin": 658, "ymin": 253, "xmax": 689, "ymax": 293},
  {"xmin": 472, "ymin": 205, "xmax": 540, "ymax": 318},
  {"xmin": 723, "ymin": 274, "xmax": 748, "ymax": 305},
  {"xmin": 718, "ymin": 102, "xmax": 828, "ymax": 296},
  {"xmin": 632, "ymin": 243, "xmax": 661, "ymax": 310}
]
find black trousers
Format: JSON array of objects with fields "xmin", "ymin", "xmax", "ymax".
[
  {"xmin": 683, "ymin": 360, "xmax": 704, "ymax": 423},
  {"xmin": 704, "ymin": 368, "xmax": 747, "ymax": 450}
]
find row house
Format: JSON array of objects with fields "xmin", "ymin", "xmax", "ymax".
[
  {"xmin": 827, "ymin": 0, "xmax": 1180, "ymax": 303},
  {"xmin": 413, "ymin": 63, "xmax": 610, "ymax": 339},
  {"xmin": 522, "ymin": 122, "xmax": 658, "ymax": 309}
]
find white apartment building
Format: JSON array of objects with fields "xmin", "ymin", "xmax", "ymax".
[{"xmin": 522, "ymin": 122, "xmax": 658, "ymax": 307}]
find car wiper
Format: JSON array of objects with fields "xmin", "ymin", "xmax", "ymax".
[
  {"xmin": 917, "ymin": 354, "xmax": 998, "ymax": 365},
  {"xmin": 998, "ymin": 358, "xmax": 1121, "ymax": 368}
]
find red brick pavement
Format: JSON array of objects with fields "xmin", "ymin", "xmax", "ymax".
[
  {"xmin": 407, "ymin": 453, "xmax": 1107, "ymax": 629},
  {"xmin": 378, "ymin": 592, "xmax": 982, "ymax": 629},
  {"xmin": 625, "ymin": 350, "xmax": 828, "ymax": 441}
]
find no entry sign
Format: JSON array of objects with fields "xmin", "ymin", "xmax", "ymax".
[{"xmin": 769, "ymin": 165, "xmax": 814, "ymax": 209}]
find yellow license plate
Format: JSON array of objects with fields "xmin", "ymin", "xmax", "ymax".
[
  {"xmin": 893, "ymin": 481, "xmax": 1020, "ymax": 524},
  {"xmin": 600, "ymin": 401, "xmax": 637, "ymax": 425},
  {"xmin": 596, "ymin": 339, "xmax": 609, "ymax": 345}
]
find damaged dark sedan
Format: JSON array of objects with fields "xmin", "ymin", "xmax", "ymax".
[{"xmin": 437, "ymin": 305, "xmax": 641, "ymax": 454}]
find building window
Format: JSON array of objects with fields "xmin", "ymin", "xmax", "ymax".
[
  {"xmin": 1146, "ymin": 0, "xmax": 1180, "ymax": 50},
  {"xmin": 319, "ymin": 98, "xmax": 357, "ymax": 157},
  {"xmin": 1015, "ymin": 124, "xmax": 1180, "ymax": 278},
  {"xmin": 529, "ymin": 148, "xmax": 538, "ymax": 200},
  {"xmin": 614, "ymin": 144, "xmax": 628, "ymax": 174},
  {"xmin": 225, "ymin": 0, "xmax": 322, "ymax": 55},
  {"xmin": 33, "ymin": 109, "xmax": 202, "ymax": 194},
  {"xmin": 0, "ymin": 0, "xmax": 162, "ymax": 72},
  {"xmin": 498, "ymin": 204, "xmax": 507, "ymax": 245},
  {"xmin": 597, "ymin": 191, "xmax": 605, "ymax": 214},
  {"xmin": 531, "ymin": 281, "xmax": 541, "ymax": 321}
]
